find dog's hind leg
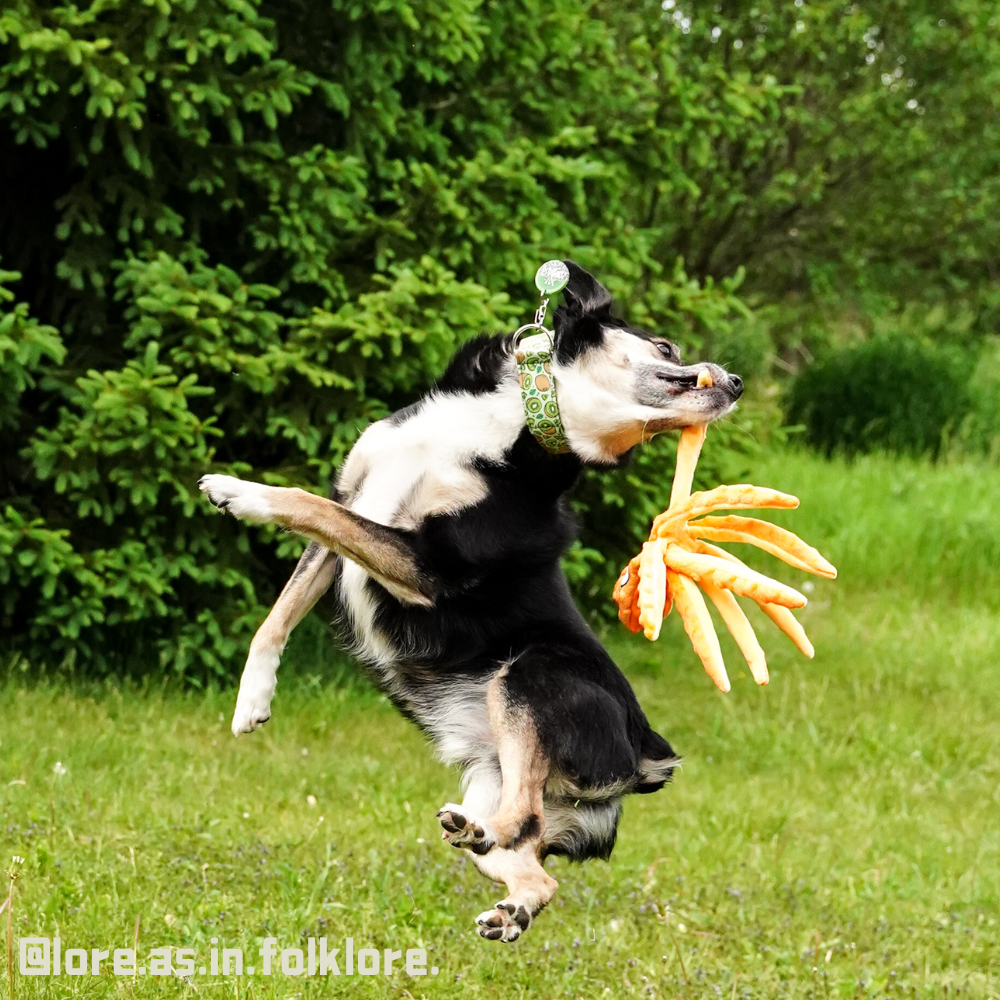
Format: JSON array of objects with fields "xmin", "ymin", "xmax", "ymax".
[
  {"xmin": 438, "ymin": 667, "xmax": 548, "ymax": 855},
  {"xmin": 439, "ymin": 668, "xmax": 557, "ymax": 941},
  {"xmin": 450, "ymin": 761, "xmax": 557, "ymax": 943},
  {"xmin": 231, "ymin": 542, "xmax": 337, "ymax": 736}
]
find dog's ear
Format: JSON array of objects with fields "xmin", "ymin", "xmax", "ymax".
[
  {"xmin": 560, "ymin": 261, "xmax": 612, "ymax": 315},
  {"xmin": 553, "ymin": 262, "xmax": 612, "ymax": 362}
]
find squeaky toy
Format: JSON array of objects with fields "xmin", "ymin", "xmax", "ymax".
[{"xmin": 612, "ymin": 419, "xmax": 836, "ymax": 691}]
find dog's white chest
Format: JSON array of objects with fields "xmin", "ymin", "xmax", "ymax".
[{"xmin": 335, "ymin": 387, "xmax": 523, "ymax": 666}]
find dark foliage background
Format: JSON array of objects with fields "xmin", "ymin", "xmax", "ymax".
[{"xmin": 2, "ymin": 0, "xmax": 998, "ymax": 678}]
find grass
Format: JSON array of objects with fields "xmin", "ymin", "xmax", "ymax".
[{"xmin": 2, "ymin": 449, "xmax": 999, "ymax": 998}]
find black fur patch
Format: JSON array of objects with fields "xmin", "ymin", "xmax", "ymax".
[
  {"xmin": 434, "ymin": 333, "xmax": 514, "ymax": 397},
  {"xmin": 561, "ymin": 260, "xmax": 613, "ymax": 315},
  {"xmin": 509, "ymin": 813, "xmax": 541, "ymax": 850}
]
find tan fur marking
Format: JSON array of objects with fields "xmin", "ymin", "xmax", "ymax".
[
  {"xmin": 251, "ymin": 546, "xmax": 337, "ymax": 658},
  {"xmin": 261, "ymin": 487, "xmax": 432, "ymax": 606},
  {"xmin": 484, "ymin": 671, "xmax": 549, "ymax": 848},
  {"xmin": 394, "ymin": 467, "xmax": 489, "ymax": 530}
]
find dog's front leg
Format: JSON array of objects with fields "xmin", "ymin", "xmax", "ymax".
[
  {"xmin": 198, "ymin": 475, "xmax": 437, "ymax": 605},
  {"xmin": 231, "ymin": 542, "xmax": 337, "ymax": 735}
]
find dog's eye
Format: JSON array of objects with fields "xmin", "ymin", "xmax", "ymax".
[{"xmin": 656, "ymin": 341, "xmax": 680, "ymax": 363}]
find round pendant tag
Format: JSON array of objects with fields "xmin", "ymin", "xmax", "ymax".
[{"xmin": 535, "ymin": 260, "xmax": 570, "ymax": 295}]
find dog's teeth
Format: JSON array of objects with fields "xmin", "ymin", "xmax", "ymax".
[{"xmin": 697, "ymin": 369, "xmax": 714, "ymax": 388}]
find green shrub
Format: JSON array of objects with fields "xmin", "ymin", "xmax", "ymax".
[
  {"xmin": 1, "ymin": 257, "xmax": 510, "ymax": 678},
  {"xmin": 702, "ymin": 317, "xmax": 773, "ymax": 385},
  {"xmin": 787, "ymin": 335, "xmax": 971, "ymax": 458},
  {"xmin": 0, "ymin": 0, "xmax": 767, "ymax": 680}
]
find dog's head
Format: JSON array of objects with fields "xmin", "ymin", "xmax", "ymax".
[{"xmin": 549, "ymin": 262, "xmax": 743, "ymax": 463}]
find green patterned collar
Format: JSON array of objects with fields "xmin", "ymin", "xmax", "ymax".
[
  {"xmin": 513, "ymin": 327, "xmax": 571, "ymax": 454},
  {"xmin": 511, "ymin": 260, "xmax": 573, "ymax": 454}
]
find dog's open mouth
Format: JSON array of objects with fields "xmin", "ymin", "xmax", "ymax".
[
  {"xmin": 653, "ymin": 367, "xmax": 728, "ymax": 396},
  {"xmin": 655, "ymin": 371, "xmax": 701, "ymax": 393}
]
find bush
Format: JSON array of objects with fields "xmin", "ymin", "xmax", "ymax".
[
  {"xmin": 701, "ymin": 317, "xmax": 773, "ymax": 385},
  {"xmin": 1, "ymin": 0, "xmax": 762, "ymax": 679},
  {"xmin": 787, "ymin": 335, "xmax": 971, "ymax": 458}
]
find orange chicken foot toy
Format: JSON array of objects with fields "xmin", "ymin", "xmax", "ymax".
[{"xmin": 612, "ymin": 419, "xmax": 836, "ymax": 692}]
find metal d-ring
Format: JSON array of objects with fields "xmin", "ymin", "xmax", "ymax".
[{"xmin": 512, "ymin": 323, "xmax": 554, "ymax": 349}]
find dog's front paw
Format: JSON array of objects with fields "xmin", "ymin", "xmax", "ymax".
[
  {"xmin": 476, "ymin": 900, "xmax": 531, "ymax": 943},
  {"xmin": 231, "ymin": 651, "xmax": 279, "ymax": 736},
  {"xmin": 437, "ymin": 804, "xmax": 494, "ymax": 855},
  {"xmin": 199, "ymin": 474, "xmax": 274, "ymax": 524}
]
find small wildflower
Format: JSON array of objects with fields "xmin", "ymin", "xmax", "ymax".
[{"xmin": 53, "ymin": 761, "xmax": 68, "ymax": 776}]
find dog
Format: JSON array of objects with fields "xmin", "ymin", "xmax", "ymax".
[{"xmin": 199, "ymin": 262, "xmax": 743, "ymax": 942}]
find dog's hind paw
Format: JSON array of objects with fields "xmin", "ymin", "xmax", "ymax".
[
  {"xmin": 198, "ymin": 474, "xmax": 274, "ymax": 524},
  {"xmin": 476, "ymin": 900, "xmax": 531, "ymax": 943},
  {"xmin": 437, "ymin": 804, "xmax": 494, "ymax": 855}
]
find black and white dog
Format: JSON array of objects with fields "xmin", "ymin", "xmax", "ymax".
[{"xmin": 199, "ymin": 263, "xmax": 743, "ymax": 942}]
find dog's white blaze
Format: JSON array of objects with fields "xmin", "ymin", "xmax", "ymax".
[{"xmin": 337, "ymin": 385, "xmax": 524, "ymax": 667}]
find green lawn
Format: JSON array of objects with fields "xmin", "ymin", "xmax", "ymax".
[{"xmin": 2, "ymin": 451, "xmax": 999, "ymax": 998}]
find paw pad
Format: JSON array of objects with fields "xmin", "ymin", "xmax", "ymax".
[
  {"xmin": 475, "ymin": 901, "xmax": 530, "ymax": 943},
  {"xmin": 437, "ymin": 806, "xmax": 494, "ymax": 854}
]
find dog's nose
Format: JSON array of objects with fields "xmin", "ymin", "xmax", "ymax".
[{"xmin": 728, "ymin": 374, "xmax": 744, "ymax": 399}]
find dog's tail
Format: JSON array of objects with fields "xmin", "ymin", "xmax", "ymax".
[{"xmin": 635, "ymin": 728, "xmax": 681, "ymax": 793}]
